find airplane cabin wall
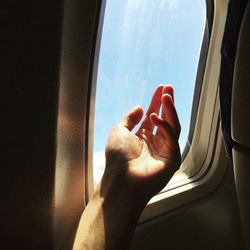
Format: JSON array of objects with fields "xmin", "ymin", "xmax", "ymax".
[
  {"xmin": 232, "ymin": 1, "xmax": 250, "ymax": 248},
  {"xmin": 131, "ymin": 165, "xmax": 244, "ymax": 250},
  {"xmin": 1, "ymin": 0, "xmax": 249, "ymax": 249},
  {"xmin": 1, "ymin": 1, "xmax": 63, "ymax": 249}
]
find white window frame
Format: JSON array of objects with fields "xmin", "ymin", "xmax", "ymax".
[{"xmin": 86, "ymin": 0, "xmax": 230, "ymax": 222}]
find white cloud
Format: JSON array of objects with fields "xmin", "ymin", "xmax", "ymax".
[
  {"xmin": 159, "ymin": 0, "xmax": 178, "ymax": 11},
  {"xmin": 93, "ymin": 151, "xmax": 106, "ymax": 170},
  {"xmin": 126, "ymin": 0, "xmax": 179, "ymax": 12},
  {"xmin": 126, "ymin": 0, "xmax": 147, "ymax": 10},
  {"xmin": 93, "ymin": 151, "xmax": 105, "ymax": 184}
]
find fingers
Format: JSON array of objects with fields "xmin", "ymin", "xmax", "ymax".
[
  {"xmin": 121, "ymin": 105, "xmax": 144, "ymax": 131},
  {"xmin": 133, "ymin": 84, "xmax": 180, "ymax": 138},
  {"xmin": 161, "ymin": 93, "xmax": 181, "ymax": 137},
  {"xmin": 145, "ymin": 85, "xmax": 164, "ymax": 116},
  {"xmin": 139, "ymin": 85, "xmax": 164, "ymax": 131},
  {"xmin": 150, "ymin": 113, "xmax": 176, "ymax": 142},
  {"xmin": 162, "ymin": 84, "xmax": 174, "ymax": 102}
]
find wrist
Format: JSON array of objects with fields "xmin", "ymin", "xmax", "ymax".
[
  {"xmin": 97, "ymin": 167, "xmax": 147, "ymax": 217},
  {"xmin": 90, "ymin": 180, "xmax": 143, "ymax": 250}
]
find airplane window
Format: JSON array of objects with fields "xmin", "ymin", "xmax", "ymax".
[{"xmin": 92, "ymin": 0, "xmax": 207, "ymax": 184}]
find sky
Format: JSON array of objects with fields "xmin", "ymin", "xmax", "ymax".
[{"xmin": 93, "ymin": 0, "xmax": 206, "ymax": 183}]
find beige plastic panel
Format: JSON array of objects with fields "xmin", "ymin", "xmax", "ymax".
[
  {"xmin": 54, "ymin": 0, "xmax": 100, "ymax": 249},
  {"xmin": 131, "ymin": 165, "xmax": 244, "ymax": 250},
  {"xmin": 231, "ymin": 2, "xmax": 250, "ymax": 148}
]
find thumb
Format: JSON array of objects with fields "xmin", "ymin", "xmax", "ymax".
[{"xmin": 121, "ymin": 105, "xmax": 144, "ymax": 131}]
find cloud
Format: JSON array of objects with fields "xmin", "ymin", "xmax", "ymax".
[
  {"xmin": 126, "ymin": 0, "xmax": 179, "ymax": 12},
  {"xmin": 93, "ymin": 151, "xmax": 105, "ymax": 184},
  {"xmin": 160, "ymin": 0, "xmax": 178, "ymax": 11}
]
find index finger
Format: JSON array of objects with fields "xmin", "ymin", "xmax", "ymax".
[
  {"xmin": 139, "ymin": 85, "xmax": 164, "ymax": 131},
  {"xmin": 162, "ymin": 84, "xmax": 174, "ymax": 102}
]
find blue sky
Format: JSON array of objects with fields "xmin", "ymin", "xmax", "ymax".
[{"xmin": 93, "ymin": 0, "xmax": 206, "ymax": 180}]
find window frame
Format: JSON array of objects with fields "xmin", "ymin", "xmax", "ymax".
[
  {"xmin": 181, "ymin": 0, "xmax": 214, "ymax": 161},
  {"xmin": 140, "ymin": 0, "xmax": 229, "ymax": 221},
  {"xmin": 86, "ymin": 0, "xmax": 230, "ymax": 222}
]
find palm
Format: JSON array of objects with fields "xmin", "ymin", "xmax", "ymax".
[
  {"xmin": 105, "ymin": 85, "xmax": 181, "ymax": 198},
  {"xmin": 120, "ymin": 127, "xmax": 175, "ymax": 176},
  {"xmin": 135, "ymin": 130, "xmax": 175, "ymax": 176}
]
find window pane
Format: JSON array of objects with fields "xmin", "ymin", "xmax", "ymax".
[{"xmin": 93, "ymin": 0, "xmax": 206, "ymax": 184}]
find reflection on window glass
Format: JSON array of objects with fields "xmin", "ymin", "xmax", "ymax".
[{"xmin": 93, "ymin": 0, "xmax": 206, "ymax": 184}]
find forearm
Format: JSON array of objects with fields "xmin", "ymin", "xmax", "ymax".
[
  {"xmin": 73, "ymin": 189, "xmax": 106, "ymax": 250},
  {"xmin": 73, "ymin": 179, "xmax": 144, "ymax": 250},
  {"xmin": 73, "ymin": 84, "xmax": 181, "ymax": 250}
]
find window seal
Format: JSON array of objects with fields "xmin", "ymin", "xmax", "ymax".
[
  {"xmin": 138, "ymin": 0, "xmax": 230, "ymax": 222},
  {"xmin": 182, "ymin": 0, "xmax": 214, "ymax": 161},
  {"xmin": 86, "ymin": 0, "xmax": 229, "ymax": 221}
]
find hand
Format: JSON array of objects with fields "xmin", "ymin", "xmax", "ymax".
[
  {"xmin": 73, "ymin": 85, "xmax": 181, "ymax": 250},
  {"xmin": 102, "ymin": 84, "xmax": 181, "ymax": 206}
]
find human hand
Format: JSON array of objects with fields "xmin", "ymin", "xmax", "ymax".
[
  {"xmin": 102, "ymin": 84, "xmax": 181, "ymax": 206},
  {"xmin": 73, "ymin": 85, "xmax": 181, "ymax": 250}
]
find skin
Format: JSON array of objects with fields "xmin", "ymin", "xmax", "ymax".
[{"xmin": 73, "ymin": 84, "xmax": 181, "ymax": 250}]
